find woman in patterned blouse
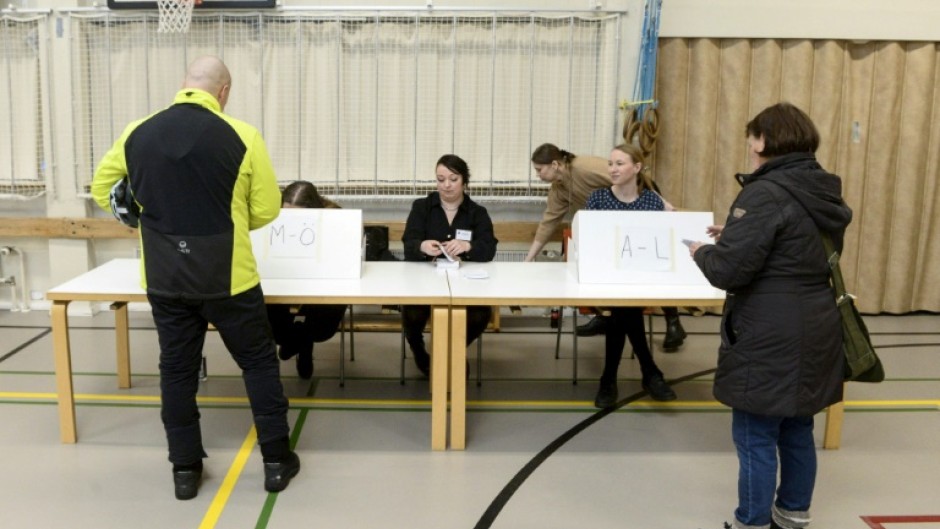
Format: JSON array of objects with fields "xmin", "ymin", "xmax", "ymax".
[{"xmin": 585, "ymin": 143, "xmax": 677, "ymax": 407}]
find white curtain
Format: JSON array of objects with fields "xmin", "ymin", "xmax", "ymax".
[{"xmin": 69, "ymin": 11, "xmax": 624, "ymax": 198}]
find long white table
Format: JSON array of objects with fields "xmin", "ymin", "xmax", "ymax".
[
  {"xmin": 47, "ymin": 259, "xmax": 846, "ymax": 451},
  {"xmin": 445, "ymin": 262, "xmax": 844, "ymax": 451},
  {"xmin": 46, "ymin": 259, "xmax": 453, "ymax": 449}
]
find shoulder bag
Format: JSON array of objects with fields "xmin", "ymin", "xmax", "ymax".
[{"xmin": 820, "ymin": 232, "xmax": 885, "ymax": 383}]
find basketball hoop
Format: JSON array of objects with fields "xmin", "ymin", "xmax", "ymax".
[{"xmin": 156, "ymin": 0, "xmax": 199, "ymax": 33}]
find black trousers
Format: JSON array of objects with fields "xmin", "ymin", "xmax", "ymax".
[
  {"xmin": 402, "ymin": 305, "xmax": 491, "ymax": 355},
  {"xmin": 601, "ymin": 307, "xmax": 664, "ymax": 385},
  {"xmin": 266, "ymin": 303, "xmax": 347, "ymax": 356},
  {"xmin": 148, "ymin": 285, "xmax": 290, "ymax": 466}
]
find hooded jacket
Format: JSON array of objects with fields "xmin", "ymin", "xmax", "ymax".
[{"xmin": 693, "ymin": 152, "xmax": 853, "ymax": 416}]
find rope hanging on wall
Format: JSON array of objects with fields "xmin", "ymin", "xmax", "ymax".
[{"xmin": 622, "ymin": 0, "xmax": 663, "ymax": 161}]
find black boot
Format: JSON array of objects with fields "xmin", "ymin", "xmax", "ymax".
[
  {"xmin": 296, "ymin": 343, "xmax": 314, "ymax": 379},
  {"xmin": 593, "ymin": 381, "xmax": 618, "ymax": 408},
  {"xmin": 576, "ymin": 315, "xmax": 608, "ymax": 337},
  {"xmin": 407, "ymin": 335, "xmax": 430, "ymax": 378},
  {"xmin": 661, "ymin": 309, "xmax": 686, "ymax": 352}
]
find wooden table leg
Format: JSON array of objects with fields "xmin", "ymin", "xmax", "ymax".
[
  {"xmin": 449, "ymin": 307, "xmax": 468, "ymax": 450},
  {"xmin": 110, "ymin": 302, "xmax": 131, "ymax": 389},
  {"xmin": 823, "ymin": 401, "xmax": 844, "ymax": 449},
  {"xmin": 51, "ymin": 301, "xmax": 77, "ymax": 444},
  {"xmin": 430, "ymin": 305, "xmax": 450, "ymax": 451}
]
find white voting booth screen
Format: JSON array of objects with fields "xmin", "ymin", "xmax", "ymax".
[
  {"xmin": 569, "ymin": 210, "xmax": 714, "ymax": 285},
  {"xmin": 251, "ymin": 208, "xmax": 363, "ymax": 279}
]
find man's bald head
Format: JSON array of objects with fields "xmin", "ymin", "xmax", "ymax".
[{"xmin": 182, "ymin": 56, "xmax": 232, "ymax": 108}]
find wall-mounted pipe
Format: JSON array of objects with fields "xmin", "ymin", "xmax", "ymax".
[{"xmin": 0, "ymin": 246, "xmax": 29, "ymax": 312}]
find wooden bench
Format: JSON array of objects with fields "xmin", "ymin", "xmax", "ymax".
[{"xmin": 0, "ymin": 217, "xmax": 565, "ymax": 245}]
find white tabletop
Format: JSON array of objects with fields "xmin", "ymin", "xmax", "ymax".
[
  {"xmin": 47, "ymin": 259, "xmax": 452, "ymax": 305},
  {"xmin": 47, "ymin": 258, "xmax": 147, "ymax": 302},
  {"xmin": 263, "ymin": 261, "xmax": 451, "ymax": 305},
  {"xmin": 446, "ymin": 262, "xmax": 726, "ymax": 307}
]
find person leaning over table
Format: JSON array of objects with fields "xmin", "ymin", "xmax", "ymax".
[
  {"xmin": 688, "ymin": 102, "xmax": 852, "ymax": 529},
  {"xmin": 90, "ymin": 56, "xmax": 300, "ymax": 501},
  {"xmin": 401, "ymin": 154, "xmax": 498, "ymax": 377},
  {"xmin": 266, "ymin": 180, "xmax": 347, "ymax": 380},
  {"xmin": 526, "ymin": 142, "xmax": 687, "ymax": 349},
  {"xmin": 584, "ymin": 142, "xmax": 677, "ymax": 408}
]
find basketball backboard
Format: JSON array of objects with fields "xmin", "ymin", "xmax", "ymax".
[{"xmin": 107, "ymin": 0, "xmax": 275, "ymax": 9}]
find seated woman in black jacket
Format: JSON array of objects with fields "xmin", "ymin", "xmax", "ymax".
[
  {"xmin": 266, "ymin": 181, "xmax": 347, "ymax": 379},
  {"xmin": 402, "ymin": 154, "xmax": 498, "ymax": 377}
]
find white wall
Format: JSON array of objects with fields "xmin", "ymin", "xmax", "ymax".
[{"xmin": 660, "ymin": 0, "xmax": 940, "ymax": 41}]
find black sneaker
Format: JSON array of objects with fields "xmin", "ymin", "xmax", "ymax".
[
  {"xmin": 264, "ymin": 451, "xmax": 301, "ymax": 493},
  {"xmin": 643, "ymin": 375, "xmax": 677, "ymax": 401},
  {"xmin": 173, "ymin": 468, "xmax": 201, "ymax": 500},
  {"xmin": 593, "ymin": 382, "xmax": 618, "ymax": 408},
  {"xmin": 576, "ymin": 315, "xmax": 608, "ymax": 337}
]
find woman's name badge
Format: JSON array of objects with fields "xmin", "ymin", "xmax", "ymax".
[{"xmin": 455, "ymin": 229, "xmax": 472, "ymax": 241}]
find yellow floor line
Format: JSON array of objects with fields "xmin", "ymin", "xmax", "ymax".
[
  {"xmin": 2, "ymin": 391, "xmax": 938, "ymax": 410},
  {"xmin": 464, "ymin": 399, "xmax": 729, "ymax": 408},
  {"xmin": 288, "ymin": 397, "xmax": 429, "ymax": 406},
  {"xmin": 198, "ymin": 426, "xmax": 257, "ymax": 529}
]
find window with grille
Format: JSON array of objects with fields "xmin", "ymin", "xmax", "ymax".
[
  {"xmin": 0, "ymin": 13, "xmax": 49, "ymax": 200},
  {"xmin": 69, "ymin": 10, "xmax": 624, "ymax": 200}
]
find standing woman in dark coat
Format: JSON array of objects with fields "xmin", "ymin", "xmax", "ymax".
[
  {"xmin": 689, "ymin": 103, "xmax": 852, "ymax": 529},
  {"xmin": 402, "ymin": 154, "xmax": 498, "ymax": 377}
]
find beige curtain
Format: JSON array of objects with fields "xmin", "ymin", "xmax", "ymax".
[{"xmin": 653, "ymin": 38, "xmax": 940, "ymax": 314}]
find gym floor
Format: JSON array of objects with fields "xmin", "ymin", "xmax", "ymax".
[{"xmin": 0, "ymin": 307, "xmax": 938, "ymax": 529}]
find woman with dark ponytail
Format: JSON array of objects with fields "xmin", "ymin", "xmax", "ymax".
[
  {"xmin": 527, "ymin": 143, "xmax": 610, "ymax": 263},
  {"xmin": 528, "ymin": 143, "xmax": 687, "ymax": 349}
]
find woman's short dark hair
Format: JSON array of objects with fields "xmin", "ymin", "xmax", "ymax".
[
  {"xmin": 436, "ymin": 154, "xmax": 470, "ymax": 185},
  {"xmin": 531, "ymin": 143, "xmax": 575, "ymax": 165},
  {"xmin": 745, "ymin": 102, "xmax": 820, "ymax": 157},
  {"xmin": 281, "ymin": 180, "xmax": 331, "ymax": 208}
]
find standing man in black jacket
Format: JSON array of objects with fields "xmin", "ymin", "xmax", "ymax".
[{"xmin": 92, "ymin": 56, "xmax": 300, "ymax": 500}]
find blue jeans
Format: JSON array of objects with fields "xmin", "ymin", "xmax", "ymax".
[{"xmin": 731, "ymin": 409, "xmax": 816, "ymax": 528}]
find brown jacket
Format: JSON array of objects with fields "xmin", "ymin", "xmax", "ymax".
[{"xmin": 534, "ymin": 155, "xmax": 611, "ymax": 245}]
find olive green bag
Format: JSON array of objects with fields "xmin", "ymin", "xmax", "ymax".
[{"xmin": 820, "ymin": 233, "xmax": 885, "ymax": 383}]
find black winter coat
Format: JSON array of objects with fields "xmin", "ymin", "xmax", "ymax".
[{"xmin": 693, "ymin": 153, "xmax": 853, "ymax": 417}]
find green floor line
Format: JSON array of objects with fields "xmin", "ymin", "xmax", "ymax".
[{"xmin": 254, "ymin": 375, "xmax": 317, "ymax": 529}]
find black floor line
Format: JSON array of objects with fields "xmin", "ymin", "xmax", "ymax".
[
  {"xmin": 471, "ymin": 341, "xmax": 940, "ymax": 528},
  {"xmin": 473, "ymin": 367, "xmax": 717, "ymax": 529},
  {"xmin": 0, "ymin": 328, "xmax": 51, "ymax": 364}
]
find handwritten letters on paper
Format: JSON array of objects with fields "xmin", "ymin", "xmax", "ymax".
[
  {"xmin": 614, "ymin": 226, "xmax": 673, "ymax": 271},
  {"xmin": 268, "ymin": 214, "xmax": 320, "ymax": 259}
]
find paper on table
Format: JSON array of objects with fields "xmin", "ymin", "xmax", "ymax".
[
  {"xmin": 436, "ymin": 242, "xmax": 456, "ymax": 262},
  {"xmin": 461, "ymin": 269, "xmax": 489, "ymax": 279}
]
